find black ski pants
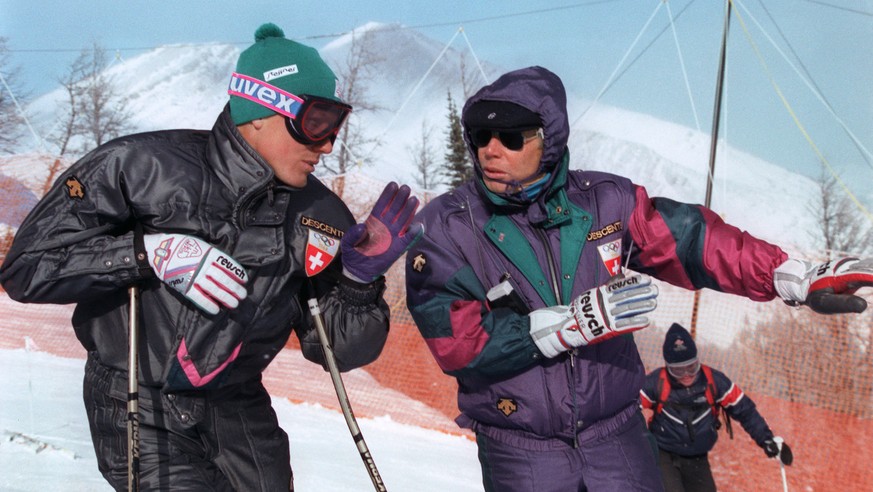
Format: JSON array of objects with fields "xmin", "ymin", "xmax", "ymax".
[
  {"xmin": 83, "ymin": 353, "xmax": 292, "ymax": 491},
  {"xmin": 657, "ymin": 448, "xmax": 717, "ymax": 492}
]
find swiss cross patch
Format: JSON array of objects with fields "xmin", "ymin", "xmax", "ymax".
[
  {"xmin": 305, "ymin": 228, "xmax": 340, "ymax": 277},
  {"xmin": 597, "ymin": 239, "xmax": 623, "ymax": 276}
]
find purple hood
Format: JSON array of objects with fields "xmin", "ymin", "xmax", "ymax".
[{"xmin": 461, "ymin": 66, "xmax": 570, "ymax": 188}]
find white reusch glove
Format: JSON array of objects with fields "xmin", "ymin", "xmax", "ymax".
[
  {"xmin": 529, "ymin": 273, "xmax": 658, "ymax": 358},
  {"xmin": 774, "ymin": 257, "xmax": 873, "ymax": 314},
  {"xmin": 143, "ymin": 233, "xmax": 248, "ymax": 315}
]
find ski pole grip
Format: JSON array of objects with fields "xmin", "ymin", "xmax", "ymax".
[{"xmin": 307, "ymin": 298, "xmax": 321, "ymax": 316}]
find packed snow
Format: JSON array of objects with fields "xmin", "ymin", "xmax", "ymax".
[{"xmin": 0, "ymin": 347, "xmax": 483, "ymax": 491}]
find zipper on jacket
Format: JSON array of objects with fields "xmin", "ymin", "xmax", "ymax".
[
  {"xmin": 533, "ymin": 227, "xmax": 581, "ymax": 446},
  {"xmin": 570, "ymin": 348, "xmax": 579, "ymax": 448},
  {"xmin": 533, "ymin": 228, "xmax": 562, "ymax": 303}
]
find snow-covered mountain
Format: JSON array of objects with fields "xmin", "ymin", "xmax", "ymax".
[{"xmin": 6, "ymin": 22, "xmax": 833, "ymax": 251}]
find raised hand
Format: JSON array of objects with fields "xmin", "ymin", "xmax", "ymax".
[{"xmin": 340, "ymin": 182, "xmax": 424, "ymax": 283}]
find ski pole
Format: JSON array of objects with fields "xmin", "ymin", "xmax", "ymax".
[
  {"xmin": 307, "ymin": 298, "xmax": 387, "ymax": 492},
  {"xmin": 774, "ymin": 436, "xmax": 788, "ymax": 492},
  {"xmin": 127, "ymin": 286, "xmax": 141, "ymax": 492}
]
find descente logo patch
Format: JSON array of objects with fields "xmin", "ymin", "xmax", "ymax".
[
  {"xmin": 300, "ymin": 216, "xmax": 344, "ymax": 239},
  {"xmin": 587, "ymin": 220, "xmax": 622, "ymax": 241},
  {"xmin": 264, "ymin": 64, "xmax": 298, "ymax": 82}
]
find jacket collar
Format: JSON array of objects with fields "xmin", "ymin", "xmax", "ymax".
[
  {"xmin": 478, "ymin": 150, "xmax": 572, "ymax": 229},
  {"xmin": 207, "ymin": 105, "xmax": 276, "ymax": 200}
]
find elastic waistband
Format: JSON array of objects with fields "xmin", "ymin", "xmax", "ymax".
[
  {"xmin": 469, "ymin": 404, "xmax": 640, "ymax": 451},
  {"xmin": 577, "ymin": 403, "xmax": 639, "ymax": 445},
  {"xmin": 85, "ymin": 351, "xmax": 167, "ymax": 405}
]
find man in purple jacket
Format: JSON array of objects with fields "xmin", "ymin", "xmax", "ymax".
[{"xmin": 405, "ymin": 66, "xmax": 873, "ymax": 491}]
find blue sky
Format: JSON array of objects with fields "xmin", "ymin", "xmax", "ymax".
[{"xmin": 3, "ymin": 0, "xmax": 872, "ymax": 202}]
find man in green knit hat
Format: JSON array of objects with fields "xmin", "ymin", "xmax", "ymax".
[{"xmin": 1, "ymin": 22, "xmax": 422, "ymax": 491}]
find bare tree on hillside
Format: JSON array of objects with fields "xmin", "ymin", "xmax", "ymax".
[
  {"xmin": 807, "ymin": 173, "xmax": 873, "ymax": 255},
  {"xmin": 408, "ymin": 120, "xmax": 440, "ymax": 191},
  {"xmin": 806, "ymin": 173, "xmax": 873, "ymax": 413},
  {"xmin": 44, "ymin": 58, "xmax": 83, "ymax": 195},
  {"xmin": 0, "ymin": 37, "xmax": 28, "ymax": 154},
  {"xmin": 74, "ymin": 43, "xmax": 132, "ymax": 150},
  {"xmin": 736, "ymin": 171, "xmax": 873, "ymax": 416},
  {"xmin": 739, "ymin": 308, "xmax": 857, "ymax": 409},
  {"xmin": 53, "ymin": 59, "xmax": 83, "ymax": 159},
  {"xmin": 46, "ymin": 43, "xmax": 132, "ymax": 193},
  {"xmin": 458, "ymin": 52, "xmax": 487, "ymax": 100},
  {"xmin": 322, "ymin": 29, "xmax": 386, "ymax": 194},
  {"xmin": 51, "ymin": 43, "xmax": 132, "ymax": 157}
]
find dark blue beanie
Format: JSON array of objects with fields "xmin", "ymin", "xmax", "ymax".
[{"xmin": 663, "ymin": 323, "xmax": 697, "ymax": 364}]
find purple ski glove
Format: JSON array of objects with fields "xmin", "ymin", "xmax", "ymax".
[{"xmin": 341, "ymin": 182, "xmax": 424, "ymax": 283}]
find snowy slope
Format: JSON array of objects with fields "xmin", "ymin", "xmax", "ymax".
[{"xmin": 0, "ymin": 348, "xmax": 481, "ymax": 492}]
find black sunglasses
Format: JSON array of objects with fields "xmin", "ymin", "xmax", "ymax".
[{"xmin": 469, "ymin": 128, "xmax": 543, "ymax": 151}]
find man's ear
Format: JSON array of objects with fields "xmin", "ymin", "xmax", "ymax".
[{"xmin": 237, "ymin": 118, "xmax": 265, "ymax": 142}]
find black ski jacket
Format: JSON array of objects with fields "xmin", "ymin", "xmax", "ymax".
[{"xmin": 0, "ymin": 106, "xmax": 390, "ymax": 391}]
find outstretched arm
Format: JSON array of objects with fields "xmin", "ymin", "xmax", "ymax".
[{"xmin": 629, "ymin": 185, "xmax": 788, "ymax": 301}]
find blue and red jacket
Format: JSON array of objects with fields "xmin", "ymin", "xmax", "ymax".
[
  {"xmin": 640, "ymin": 366, "xmax": 774, "ymax": 456},
  {"xmin": 404, "ymin": 66, "xmax": 787, "ymax": 445}
]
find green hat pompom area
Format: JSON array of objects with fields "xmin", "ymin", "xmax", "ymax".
[
  {"xmin": 254, "ymin": 23, "xmax": 284, "ymax": 42},
  {"xmin": 229, "ymin": 23, "xmax": 343, "ymax": 125}
]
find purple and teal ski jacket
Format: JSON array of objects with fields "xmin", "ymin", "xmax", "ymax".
[{"xmin": 404, "ymin": 66, "xmax": 787, "ymax": 444}]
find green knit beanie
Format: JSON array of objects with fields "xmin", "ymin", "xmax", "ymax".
[{"xmin": 228, "ymin": 23, "xmax": 343, "ymax": 125}]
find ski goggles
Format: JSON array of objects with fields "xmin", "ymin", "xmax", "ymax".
[
  {"xmin": 283, "ymin": 95, "xmax": 352, "ymax": 145},
  {"xmin": 666, "ymin": 359, "xmax": 700, "ymax": 379},
  {"xmin": 469, "ymin": 127, "xmax": 543, "ymax": 151},
  {"xmin": 228, "ymin": 72, "xmax": 352, "ymax": 145}
]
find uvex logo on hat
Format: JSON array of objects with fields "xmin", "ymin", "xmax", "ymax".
[
  {"xmin": 673, "ymin": 339, "xmax": 688, "ymax": 352},
  {"xmin": 228, "ymin": 72, "xmax": 303, "ymax": 118}
]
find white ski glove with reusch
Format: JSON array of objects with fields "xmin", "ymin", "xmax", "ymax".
[
  {"xmin": 529, "ymin": 273, "xmax": 658, "ymax": 358},
  {"xmin": 143, "ymin": 233, "xmax": 248, "ymax": 315},
  {"xmin": 774, "ymin": 257, "xmax": 873, "ymax": 314}
]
